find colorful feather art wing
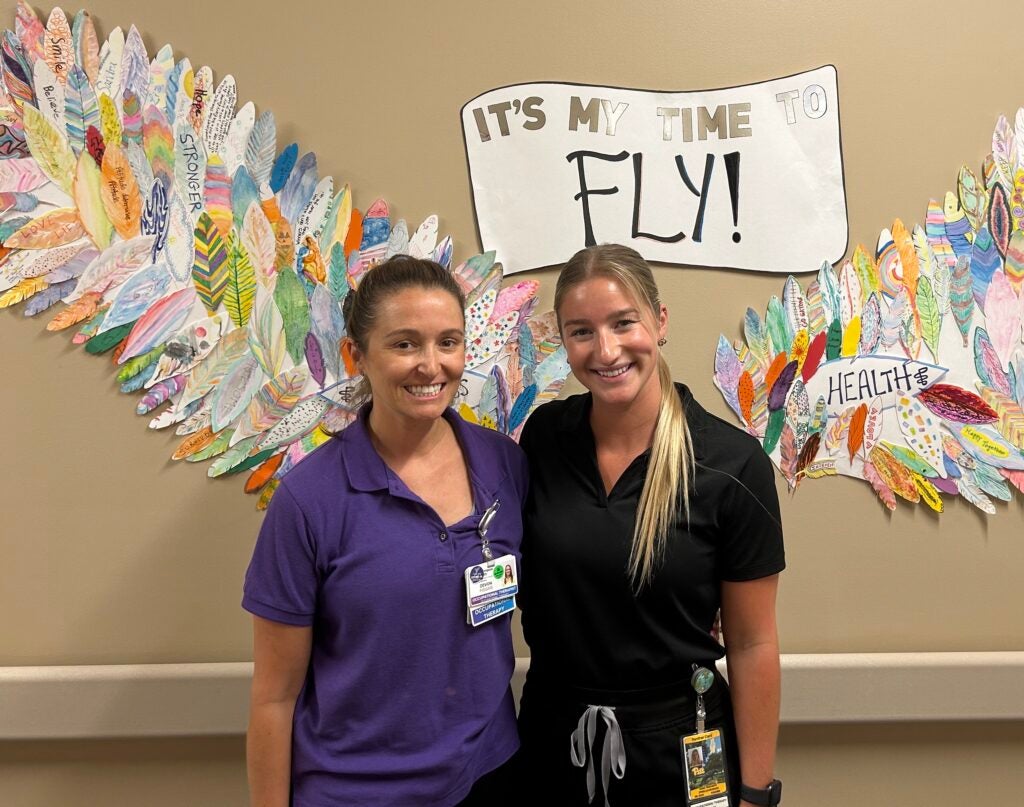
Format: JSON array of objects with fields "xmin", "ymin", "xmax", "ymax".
[{"xmin": 0, "ymin": 6, "xmax": 570, "ymax": 510}]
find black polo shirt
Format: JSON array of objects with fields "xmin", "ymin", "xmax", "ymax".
[{"xmin": 519, "ymin": 384, "xmax": 785, "ymax": 692}]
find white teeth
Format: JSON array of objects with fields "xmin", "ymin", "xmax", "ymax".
[
  {"xmin": 407, "ymin": 384, "xmax": 443, "ymax": 396},
  {"xmin": 594, "ymin": 365, "xmax": 630, "ymax": 378}
]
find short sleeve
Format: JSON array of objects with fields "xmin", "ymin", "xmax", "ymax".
[
  {"xmin": 242, "ymin": 483, "xmax": 319, "ymax": 626},
  {"xmin": 717, "ymin": 445, "xmax": 786, "ymax": 582}
]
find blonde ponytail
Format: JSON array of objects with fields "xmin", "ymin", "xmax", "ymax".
[{"xmin": 627, "ymin": 353, "xmax": 694, "ymax": 588}]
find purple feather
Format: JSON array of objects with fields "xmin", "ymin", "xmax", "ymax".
[
  {"xmin": 768, "ymin": 360, "xmax": 798, "ymax": 411},
  {"xmin": 23, "ymin": 278, "xmax": 77, "ymax": 315},
  {"xmin": 137, "ymin": 375, "xmax": 187, "ymax": 414},
  {"xmin": 713, "ymin": 334, "xmax": 743, "ymax": 420},
  {"xmin": 932, "ymin": 476, "xmax": 960, "ymax": 496},
  {"xmin": 305, "ymin": 331, "xmax": 326, "ymax": 388},
  {"xmin": 493, "ymin": 365, "xmax": 511, "ymax": 433}
]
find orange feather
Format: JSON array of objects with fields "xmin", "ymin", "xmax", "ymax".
[
  {"xmin": 245, "ymin": 452, "xmax": 284, "ymax": 493},
  {"xmin": 764, "ymin": 351, "xmax": 788, "ymax": 392}
]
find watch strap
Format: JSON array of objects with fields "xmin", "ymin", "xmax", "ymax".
[{"xmin": 740, "ymin": 778, "xmax": 782, "ymax": 805}]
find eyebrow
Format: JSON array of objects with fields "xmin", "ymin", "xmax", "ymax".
[
  {"xmin": 380, "ymin": 327, "xmax": 465, "ymax": 339},
  {"xmin": 561, "ymin": 308, "xmax": 641, "ymax": 328}
]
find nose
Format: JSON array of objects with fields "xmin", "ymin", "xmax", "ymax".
[
  {"xmin": 596, "ymin": 329, "xmax": 619, "ymax": 364},
  {"xmin": 419, "ymin": 345, "xmax": 440, "ymax": 375}
]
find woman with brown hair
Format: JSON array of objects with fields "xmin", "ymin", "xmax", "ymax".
[
  {"xmin": 517, "ymin": 244, "xmax": 785, "ymax": 806},
  {"xmin": 244, "ymin": 256, "xmax": 526, "ymax": 806}
]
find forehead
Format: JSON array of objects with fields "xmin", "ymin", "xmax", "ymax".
[
  {"xmin": 559, "ymin": 276, "xmax": 643, "ymax": 318},
  {"xmin": 369, "ymin": 286, "xmax": 464, "ymax": 329}
]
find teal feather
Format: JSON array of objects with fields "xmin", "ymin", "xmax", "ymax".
[
  {"xmin": 119, "ymin": 363, "xmax": 157, "ymax": 393},
  {"xmin": 231, "ymin": 165, "xmax": 259, "ymax": 230},
  {"xmin": 327, "ymin": 242, "xmax": 349, "ymax": 303},
  {"xmin": 64, "ymin": 66, "xmax": 97, "ymax": 154},
  {"xmin": 270, "ymin": 142, "xmax": 298, "ymax": 195},
  {"xmin": 949, "ymin": 254, "xmax": 973, "ymax": 347},
  {"xmin": 817, "ymin": 260, "xmax": 840, "ymax": 325},
  {"xmin": 518, "ymin": 321, "xmax": 537, "ymax": 386}
]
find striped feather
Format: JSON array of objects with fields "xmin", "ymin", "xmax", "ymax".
[
  {"xmin": 137, "ymin": 375, "xmax": 186, "ymax": 415},
  {"xmin": 192, "ymin": 211, "xmax": 229, "ymax": 314},
  {"xmin": 1005, "ymin": 230, "xmax": 1024, "ymax": 294},
  {"xmin": 205, "ymin": 154, "xmax": 232, "ymax": 238},
  {"xmin": 164, "ymin": 57, "xmax": 188, "ymax": 122},
  {"xmin": 978, "ymin": 387, "xmax": 1024, "ymax": 450},
  {"xmin": 868, "ymin": 444, "xmax": 920, "ymax": 503},
  {"xmin": 988, "ymin": 184, "xmax": 1011, "ymax": 257},
  {"xmin": 949, "ymin": 254, "xmax": 973, "ymax": 347},
  {"xmin": 64, "ymin": 65, "xmax": 97, "ymax": 154},
  {"xmin": 875, "ymin": 228, "xmax": 903, "ymax": 298},
  {"xmin": 143, "ymin": 104, "xmax": 174, "ymax": 181},
  {"xmin": 926, "ymin": 198, "xmax": 957, "ymax": 272},
  {"xmin": 121, "ymin": 89, "xmax": 143, "ymax": 145},
  {"xmin": 970, "ymin": 225, "xmax": 1000, "ymax": 308},
  {"xmin": 3, "ymin": 30, "xmax": 35, "ymax": 112},
  {"xmin": 233, "ymin": 367, "xmax": 309, "ymax": 444},
  {"xmin": 917, "ymin": 385, "xmax": 997, "ymax": 424},
  {"xmin": 862, "ymin": 460, "xmax": 897, "ymax": 511}
]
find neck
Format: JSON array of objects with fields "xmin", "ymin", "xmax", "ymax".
[
  {"xmin": 366, "ymin": 406, "xmax": 451, "ymax": 464},
  {"xmin": 590, "ymin": 375, "xmax": 664, "ymax": 453}
]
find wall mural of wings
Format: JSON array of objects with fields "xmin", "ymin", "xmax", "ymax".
[
  {"xmin": 0, "ymin": 3, "xmax": 571, "ymax": 508},
  {"xmin": 714, "ymin": 112, "xmax": 1024, "ymax": 513}
]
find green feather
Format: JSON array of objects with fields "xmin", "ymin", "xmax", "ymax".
[
  {"xmin": 916, "ymin": 274, "xmax": 941, "ymax": 362},
  {"xmin": 763, "ymin": 408, "xmax": 786, "ymax": 454},
  {"xmin": 327, "ymin": 242, "xmax": 348, "ymax": 303},
  {"xmin": 274, "ymin": 267, "xmax": 312, "ymax": 364},
  {"xmin": 825, "ymin": 317, "xmax": 842, "ymax": 361},
  {"xmin": 880, "ymin": 441, "xmax": 937, "ymax": 478},
  {"xmin": 765, "ymin": 296, "xmax": 791, "ymax": 357},
  {"xmin": 116, "ymin": 345, "xmax": 165, "ymax": 383},
  {"xmin": 84, "ymin": 321, "xmax": 135, "ymax": 354},
  {"xmin": 207, "ymin": 436, "xmax": 262, "ymax": 477}
]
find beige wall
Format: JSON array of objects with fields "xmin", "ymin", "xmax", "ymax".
[{"xmin": 2, "ymin": 0, "xmax": 1022, "ymax": 804}]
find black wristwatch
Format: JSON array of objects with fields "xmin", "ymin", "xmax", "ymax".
[{"xmin": 740, "ymin": 778, "xmax": 782, "ymax": 805}]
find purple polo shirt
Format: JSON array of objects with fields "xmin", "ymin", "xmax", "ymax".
[{"xmin": 243, "ymin": 406, "xmax": 527, "ymax": 806}]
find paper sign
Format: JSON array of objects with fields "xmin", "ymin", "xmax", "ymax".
[{"xmin": 462, "ymin": 66, "xmax": 847, "ymax": 274}]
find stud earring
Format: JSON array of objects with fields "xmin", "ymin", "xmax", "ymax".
[{"xmin": 657, "ymin": 338, "xmax": 667, "ymax": 346}]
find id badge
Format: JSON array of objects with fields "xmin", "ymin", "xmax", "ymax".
[
  {"xmin": 464, "ymin": 554, "xmax": 518, "ymax": 627},
  {"xmin": 681, "ymin": 728, "xmax": 731, "ymax": 807}
]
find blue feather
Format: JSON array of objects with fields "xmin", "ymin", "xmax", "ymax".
[
  {"xmin": 270, "ymin": 142, "xmax": 298, "ymax": 195},
  {"xmin": 164, "ymin": 59, "xmax": 186, "ymax": 121},
  {"xmin": 279, "ymin": 152, "xmax": 317, "ymax": 226},
  {"xmin": 23, "ymin": 279, "xmax": 77, "ymax": 316},
  {"xmin": 517, "ymin": 322, "xmax": 537, "ymax": 386},
  {"xmin": 231, "ymin": 165, "xmax": 259, "ymax": 229},
  {"xmin": 246, "ymin": 110, "xmax": 277, "ymax": 189},
  {"xmin": 120, "ymin": 363, "xmax": 158, "ymax": 393},
  {"xmin": 508, "ymin": 384, "xmax": 537, "ymax": 434},
  {"xmin": 0, "ymin": 216, "xmax": 31, "ymax": 244}
]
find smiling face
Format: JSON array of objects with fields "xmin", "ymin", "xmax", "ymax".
[
  {"xmin": 558, "ymin": 275, "xmax": 667, "ymax": 411},
  {"xmin": 347, "ymin": 286, "xmax": 466, "ymax": 430}
]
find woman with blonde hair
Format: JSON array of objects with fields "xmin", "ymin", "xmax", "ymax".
[{"xmin": 516, "ymin": 244, "xmax": 785, "ymax": 807}]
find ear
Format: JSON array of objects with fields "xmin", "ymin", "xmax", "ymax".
[
  {"xmin": 656, "ymin": 303, "xmax": 669, "ymax": 341},
  {"xmin": 341, "ymin": 337, "xmax": 362, "ymax": 377}
]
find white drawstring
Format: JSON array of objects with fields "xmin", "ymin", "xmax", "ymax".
[{"xmin": 569, "ymin": 705, "xmax": 627, "ymax": 806}]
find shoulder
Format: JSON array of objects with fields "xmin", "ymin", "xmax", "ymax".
[
  {"xmin": 275, "ymin": 437, "xmax": 349, "ymax": 510},
  {"xmin": 520, "ymin": 392, "xmax": 588, "ymax": 443},
  {"xmin": 683, "ymin": 385, "xmax": 767, "ymax": 473}
]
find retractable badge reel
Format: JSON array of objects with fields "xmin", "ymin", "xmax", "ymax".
[
  {"xmin": 463, "ymin": 500, "xmax": 519, "ymax": 627},
  {"xmin": 680, "ymin": 664, "xmax": 732, "ymax": 807}
]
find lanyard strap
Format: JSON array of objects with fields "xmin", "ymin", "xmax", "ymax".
[{"xmin": 570, "ymin": 704, "xmax": 626, "ymax": 807}]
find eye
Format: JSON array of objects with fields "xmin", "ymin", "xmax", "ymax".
[
  {"xmin": 568, "ymin": 327, "xmax": 591, "ymax": 338},
  {"xmin": 440, "ymin": 336, "xmax": 464, "ymax": 350},
  {"xmin": 393, "ymin": 340, "xmax": 415, "ymax": 350},
  {"xmin": 615, "ymin": 319, "xmax": 638, "ymax": 329}
]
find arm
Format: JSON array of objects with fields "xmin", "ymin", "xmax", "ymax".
[
  {"xmin": 720, "ymin": 574, "xmax": 780, "ymax": 806},
  {"xmin": 247, "ymin": 616, "xmax": 313, "ymax": 807}
]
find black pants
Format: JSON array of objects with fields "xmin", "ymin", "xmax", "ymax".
[
  {"xmin": 515, "ymin": 674, "xmax": 741, "ymax": 806},
  {"xmin": 457, "ymin": 755, "xmax": 519, "ymax": 807}
]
